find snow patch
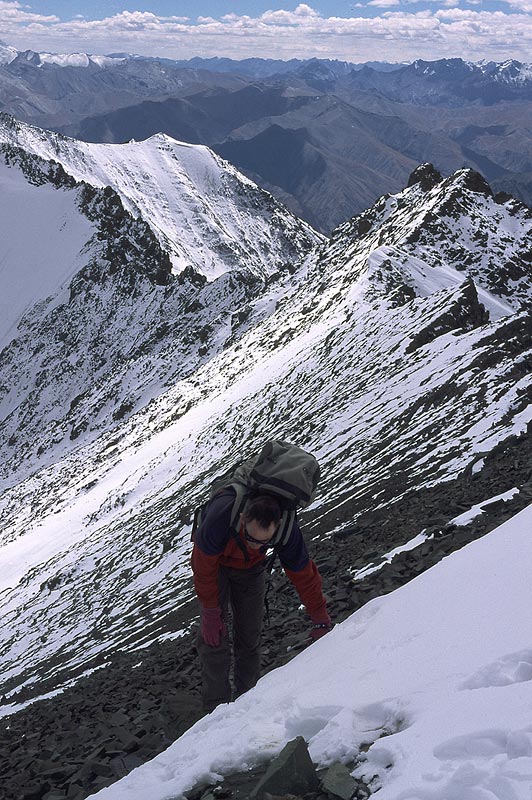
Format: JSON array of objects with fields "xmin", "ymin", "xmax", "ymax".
[
  {"xmin": 351, "ymin": 531, "xmax": 433, "ymax": 581},
  {"xmin": 451, "ymin": 488, "xmax": 520, "ymax": 526}
]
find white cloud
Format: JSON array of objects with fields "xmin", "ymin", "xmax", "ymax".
[
  {"xmin": 368, "ymin": 0, "xmax": 401, "ymax": 7},
  {"xmin": 1, "ymin": 1, "xmax": 532, "ymax": 64},
  {"xmin": 0, "ymin": 0, "xmax": 58, "ymax": 23},
  {"xmin": 504, "ymin": 0, "xmax": 532, "ymax": 11}
]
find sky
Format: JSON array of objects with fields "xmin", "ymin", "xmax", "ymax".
[
  {"xmin": 1, "ymin": 0, "xmax": 532, "ymax": 64},
  {"xmin": 84, "ymin": 501, "xmax": 532, "ymax": 800}
]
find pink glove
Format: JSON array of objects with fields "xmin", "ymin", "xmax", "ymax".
[
  {"xmin": 201, "ymin": 606, "xmax": 226, "ymax": 647},
  {"xmin": 310, "ymin": 608, "xmax": 333, "ymax": 641}
]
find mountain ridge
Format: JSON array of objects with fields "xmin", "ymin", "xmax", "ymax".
[
  {"xmin": 0, "ymin": 114, "xmax": 321, "ymax": 279},
  {"xmin": 0, "ymin": 127, "xmax": 322, "ymax": 497}
]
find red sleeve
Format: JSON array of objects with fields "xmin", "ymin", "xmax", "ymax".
[
  {"xmin": 284, "ymin": 559, "xmax": 328, "ymax": 621},
  {"xmin": 191, "ymin": 543, "xmax": 220, "ymax": 608}
]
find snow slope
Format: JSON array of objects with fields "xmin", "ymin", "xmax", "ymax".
[
  {"xmin": 0, "ymin": 115, "xmax": 321, "ymax": 279},
  {"xmin": 0, "ymin": 159, "xmax": 95, "ymax": 349},
  {"xmin": 87, "ymin": 501, "xmax": 532, "ymax": 800},
  {"xmin": 0, "ymin": 128, "xmax": 320, "ymax": 490}
]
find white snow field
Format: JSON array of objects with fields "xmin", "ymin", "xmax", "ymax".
[
  {"xmin": 88, "ymin": 502, "xmax": 532, "ymax": 800},
  {"xmin": 0, "ymin": 160, "xmax": 95, "ymax": 349}
]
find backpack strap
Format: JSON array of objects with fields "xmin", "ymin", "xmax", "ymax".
[
  {"xmin": 226, "ymin": 483, "xmax": 250, "ymax": 562},
  {"xmin": 273, "ymin": 508, "xmax": 295, "ymax": 547},
  {"xmin": 191, "ymin": 484, "xmax": 250, "ymax": 561}
]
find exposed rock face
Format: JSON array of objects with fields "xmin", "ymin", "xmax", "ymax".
[
  {"xmin": 405, "ymin": 278, "xmax": 489, "ymax": 353},
  {"xmin": 249, "ymin": 737, "xmax": 319, "ymax": 799},
  {"xmin": 407, "ymin": 162, "xmax": 443, "ymax": 191}
]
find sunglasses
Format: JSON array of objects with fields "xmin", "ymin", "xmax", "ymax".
[{"xmin": 244, "ymin": 526, "xmax": 275, "ymax": 547}]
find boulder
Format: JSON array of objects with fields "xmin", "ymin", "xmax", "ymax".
[
  {"xmin": 321, "ymin": 763, "xmax": 358, "ymax": 799},
  {"xmin": 250, "ymin": 737, "xmax": 319, "ymax": 799}
]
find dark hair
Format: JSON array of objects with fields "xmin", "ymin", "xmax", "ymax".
[{"xmin": 244, "ymin": 494, "xmax": 282, "ymax": 528}]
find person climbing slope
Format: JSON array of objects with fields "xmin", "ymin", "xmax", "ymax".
[{"xmin": 191, "ymin": 441, "xmax": 333, "ymax": 712}]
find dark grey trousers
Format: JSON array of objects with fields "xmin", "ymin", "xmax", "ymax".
[{"xmin": 197, "ymin": 563, "xmax": 266, "ymax": 712}]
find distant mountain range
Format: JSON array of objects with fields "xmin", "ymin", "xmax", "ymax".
[{"xmin": 1, "ymin": 46, "xmax": 531, "ymax": 232}]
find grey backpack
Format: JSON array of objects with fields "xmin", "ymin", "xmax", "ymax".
[{"xmin": 192, "ymin": 440, "xmax": 320, "ymax": 550}]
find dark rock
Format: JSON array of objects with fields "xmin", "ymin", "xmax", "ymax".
[
  {"xmin": 22, "ymin": 784, "xmax": 47, "ymax": 800},
  {"xmin": 250, "ymin": 737, "xmax": 319, "ymax": 799},
  {"xmin": 90, "ymin": 762, "xmax": 115, "ymax": 778},
  {"xmin": 406, "ymin": 163, "xmax": 443, "ymax": 191},
  {"xmin": 263, "ymin": 794, "xmax": 300, "ymax": 799},
  {"xmin": 460, "ymin": 169, "xmax": 493, "ymax": 197},
  {"xmin": 320, "ymin": 763, "xmax": 357, "ymax": 800}
]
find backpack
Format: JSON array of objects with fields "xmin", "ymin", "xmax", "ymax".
[{"xmin": 192, "ymin": 440, "xmax": 320, "ymax": 552}]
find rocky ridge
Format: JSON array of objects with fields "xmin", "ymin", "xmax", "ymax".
[{"xmin": 1, "ymin": 160, "xmax": 531, "ymax": 703}]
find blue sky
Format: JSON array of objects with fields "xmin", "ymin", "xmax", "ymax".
[
  {"xmin": 16, "ymin": 2, "xmax": 383, "ymax": 19},
  {"xmin": 1, "ymin": 1, "xmax": 531, "ymax": 63}
]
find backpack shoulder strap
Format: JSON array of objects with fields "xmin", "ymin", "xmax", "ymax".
[
  {"xmin": 225, "ymin": 482, "xmax": 248, "ymax": 532},
  {"xmin": 222, "ymin": 482, "xmax": 250, "ymax": 561},
  {"xmin": 274, "ymin": 508, "xmax": 296, "ymax": 547}
]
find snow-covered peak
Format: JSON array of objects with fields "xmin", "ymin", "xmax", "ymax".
[
  {"xmin": 325, "ymin": 164, "xmax": 532, "ymax": 316},
  {"xmin": 410, "ymin": 57, "xmax": 532, "ymax": 86},
  {"xmin": 412, "ymin": 57, "xmax": 476, "ymax": 76},
  {"xmin": 478, "ymin": 58, "xmax": 532, "ymax": 85},
  {"xmin": 0, "ymin": 115, "xmax": 321, "ymax": 280},
  {"xmin": 37, "ymin": 52, "xmax": 124, "ymax": 68},
  {"xmin": 3, "ymin": 46, "xmax": 124, "ymax": 69},
  {"xmin": 0, "ymin": 41, "xmax": 17, "ymax": 65}
]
